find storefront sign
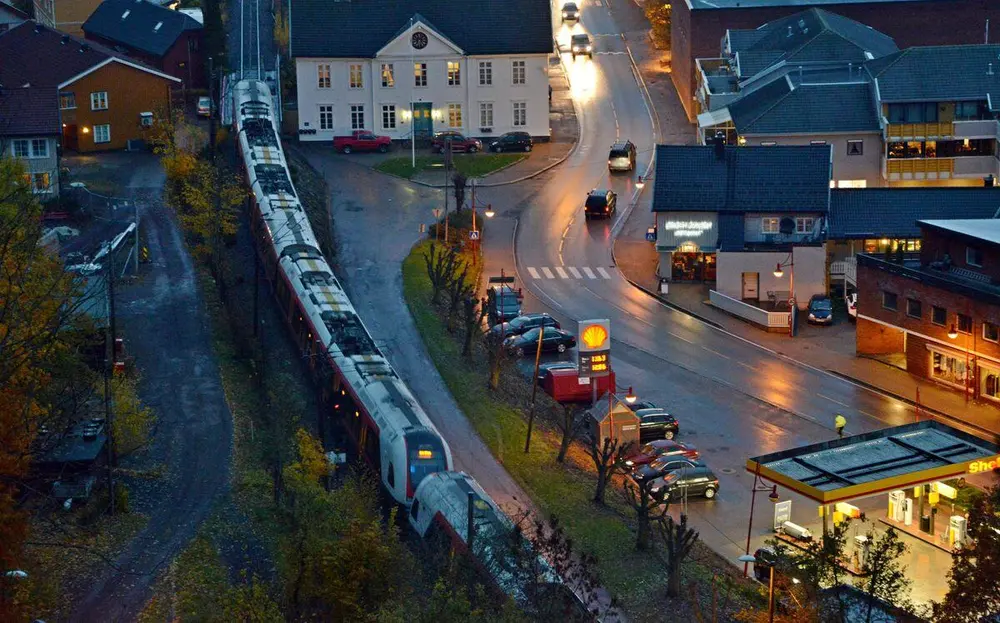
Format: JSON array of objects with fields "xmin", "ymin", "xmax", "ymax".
[
  {"xmin": 656, "ymin": 212, "xmax": 719, "ymax": 253},
  {"xmin": 578, "ymin": 319, "xmax": 611, "ymax": 378},
  {"xmin": 663, "ymin": 220, "xmax": 714, "ymax": 237},
  {"xmin": 968, "ymin": 458, "xmax": 1000, "ymax": 473},
  {"xmin": 773, "ymin": 500, "xmax": 791, "ymax": 530}
]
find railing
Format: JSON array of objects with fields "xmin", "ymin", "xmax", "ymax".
[
  {"xmin": 884, "ymin": 156, "xmax": 999, "ymax": 179},
  {"xmin": 886, "ymin": 122, "xmax": 954, "ymax": 139},
  {"xmin": 830, "ymin": 257, "xmax": 857, "ymax": 285},
  {"xmin": 953, "ymin": 155, "xmax": 1000, "ymax": 177},
  {"xmin": 952, "ymin": 119, "xmax": 1000, "ymax": 140},
  {"xmin": 885, "ymin": 158, "xmax": 954, "ymax": 176},
  {"xmin": 710, "ymin": 290, "xmax": 791, "ymax": 331}
]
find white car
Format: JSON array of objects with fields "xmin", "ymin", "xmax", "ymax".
[
  {"xmin": 847, "ymin": 292, "xmax": 858, "ymax": 321},
  {"xmin": 196, "ymin": 96, "xmax": 213, "ymax": 118}
]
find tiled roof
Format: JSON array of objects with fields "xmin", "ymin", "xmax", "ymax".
[
  {"xmin": 652, "ymin": 144, "xmax": 832, "ymax": 213},
  {"xmin": 0, "ymin": 0, "xmax": 29, "ymax": 19},
  {"xmin": 290, "ymin": 0, "xmax": 553, "ymax": 58},
  {"xmin": 729, "ymin": 78, "xmax": 879, "ymax": 134},
  {"xmin": 829, "ymin": 188, "xmax": 1000, "ymax": 238},
  {"xmin": 864, "ymin": 44, "xmax": 1000, "ymax": 103},
  {"xmin": 83, "ymin": 0, "xmax": 201, "ymax": 58},
  {"xmin": 0, "ymin": 86, "xmax": 60, "ymax": 136},
  {"xmin": 717, "ymin": 213, "xmax": 746, "ymax": 251}
]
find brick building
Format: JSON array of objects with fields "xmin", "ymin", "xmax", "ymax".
[
  {"xmin": 673, "ymin": 0, "xmax": 1000, "ymax": 122},
  {"xmin": 857, "ymin": 219, "xmax": 1000, "ymax": 407}
]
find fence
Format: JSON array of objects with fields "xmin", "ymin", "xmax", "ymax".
[{"xmin": 709, "ymin": 290, "xmax": 790, "ymax": 332}]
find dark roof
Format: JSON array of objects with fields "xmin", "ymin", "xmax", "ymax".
[
  {"xmin": 729, "ymin": 78, "xmax": 879, "ymax": 134},
  {"xmin": 717, "ymin": 213, "xmax": 746, "ymax": 250},
  {"xmin": 652, "ymin": 144, "xmax": 831, "ymax": 213},
  {"xmin": 0, "ymin": 0, "xmax": 29, "ymax": 19},
  {"xmin": 83, "ymin": 0, "xmax": 202, "ymax": 57},
  {"xmin": 864, "ymin": 44, "xmax": 1000, "ymax": 102},
  {"xmin": 0, "ymin": 86, "xmax": 59, "ymax": 136},
  {"xmin": 291, "ymin": 0, "xmax": 552, "ymax": 58},
  {"xmin": 829, "ymin": 188, "xmax": 1000, "ymax": 238}
]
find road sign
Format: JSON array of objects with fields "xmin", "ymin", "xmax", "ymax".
[
  {"xmin": 432, "ymin": 208, "xmax": 443, "ymax": 219},
  {"xmin": 645, "ymin": 227, "xmax": 657, "ymax": 242},
  {"xmin": 774, "ymin": 500, "xmax": 792, "ymax": 530},
  {"xmin": 469, "ymin": 230, "xmax": 481, "ymax": 240},
  {"xmin": 578, "ymin": 319, "xmax": 610, "ymax": 377}
]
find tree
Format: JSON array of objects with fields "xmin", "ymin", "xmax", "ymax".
[
  {"xmin": 424, "ymin": 243, "xmax": 460, "ymax": 305},
  {"xmin": 177, "ymin": 158, "xmax": 243, "ymax": 275},
  {"xmin": 656, "ymin": 513, "xmax": 699, "ymax": 598},
  {"xmin": 222, "ymin": 576, "xmax": 284, "ymax": 622},
  {"xmin": 937, "ymin": 484, "xmax": 1000, "ymax": 622},
  {"xmin": 453, "ymin": 172, "xmax": 468, "ymax": 213},
  {"xmin": 621, "ymin": 476, "xmax": 670, "ymax": 551},
  {"xmin": 587, "ymin": 437, "xmax": 632, "ymax": 505},
  {"xmin": 462, "ymin": 296, "xmax": 488, "ymax": 358},
  {"xmin": 554, "ymin": 404, "xmax": 588, "ymax": 463},
  {"xmin": 794, "ymin": 519, "xmax": 852, "ymax": 620},
  {"xmin": 446, "ymin": 260, "xmax": 473, "ymax": 320},
  {"xmin": 644, "ymin": 2, "xmax": 672, "ymax": 51},
  {"xmin": 104, "ymin": 373, "xmax": 155, "ymax": 457},
  {"xmin": 856, "ymin": 527, "xmax": 910, "ymax": 622}
]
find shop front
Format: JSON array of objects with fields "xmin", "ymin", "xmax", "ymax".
[{"xmin": 655, "ymin": 212, "xmax": 718, "ymax": 282}]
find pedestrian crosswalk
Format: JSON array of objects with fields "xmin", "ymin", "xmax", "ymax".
[{"xmin": 526, "ymin": 266, "xmax": 615, "ymax": 280}]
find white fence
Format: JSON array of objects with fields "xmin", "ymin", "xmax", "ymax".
[
  {"xmin": 830, "ymin": 256, "xmax": 857, "ymax": 286},
  {"xmin": 709, "ymin": 290, "xmax": 790, "ymax": 331}
]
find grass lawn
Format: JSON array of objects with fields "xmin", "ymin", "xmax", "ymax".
[{"xmin": 375, "ymin": 153, "xmax": 525, "ymax": 180}]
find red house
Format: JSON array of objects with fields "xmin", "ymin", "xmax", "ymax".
[{"xmin": 82, "ymin": 0, "xmax": 204, "ymax": 90}]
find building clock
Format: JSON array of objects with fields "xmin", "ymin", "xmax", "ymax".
[{"xmin": 411, "ymin": 31, "xmax": 428, "ymax": 49}]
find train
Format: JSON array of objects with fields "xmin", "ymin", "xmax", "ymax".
[{"xmin": 230, "ymin": 79, "xmax": 591, "ymax": 618}]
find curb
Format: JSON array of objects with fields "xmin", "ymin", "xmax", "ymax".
[{"xmin": 609, "ymin": 253, "xmax": 724, "ymax": 330}]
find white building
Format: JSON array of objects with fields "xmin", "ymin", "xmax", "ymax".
[{"xmin": 290, "ymin": 0, "xmax": 553, "ymax": 142}]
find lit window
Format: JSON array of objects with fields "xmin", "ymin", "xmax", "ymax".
[
  {"xmin": 350, "ymin": 105, "xmax": 364, "ymax": 130},
  {"xmin": 447, "ymin": 103, "xmax": 462, "ymax": 128},
  {"xmin": 512, "ymin": 60, "xmax": 525, "ymax": 85},
  {"xmin": 29, "ymin": 172, "xmax": 51, "ymax": 193},
  {"xmin": 795, "ymin": 217, "xmax": 815, "ymax": 234},
  {"xmin": 381, "ymin": 63, "xmax": 394, "ymax": 88},
  {"xmin": 447, "ymin": 61, "xmax": 461, "ymax": 86},
  {"xmin": 414, "ymin": 63, "xmax": 427, "ymax": 87},
  {"xmin": 382, "ymin": 104, "xmax": 396, "ymax": 129},
  {"xmin": 94, "ymin": 124, "xmax": 111, "ymax": 144},
  {"xmin": 479, "ymin": 61, "xmax": 492, "ymax": 86},
  {"xmin": 317, "ymin": 64, "xmax": 330, "ymax": 88},
  {"xmin": 513, "ymin": 101, "xmax": 526, "ymax": 127},
  {"xmin": 479, "ymin": 102, "xmax": 493, "ymax": 128},
  {"xmin": 318, "ymin": 105, "xmax": 334, "ymax": 130},
  {"xmin": 349, "ymin": 64, "xmax": 363, "ymax": 89},
  {"xmin": 761, "ymin": 217, "xmax": 779, "ymax": 234},
  {"xmin": 90, "ymin": 91, "xmax": 108, "ymax": 111}
]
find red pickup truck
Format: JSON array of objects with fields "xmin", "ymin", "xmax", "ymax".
[{"xmin": 333, "ymin": 130, "xmax": 391, "ymax": 154}]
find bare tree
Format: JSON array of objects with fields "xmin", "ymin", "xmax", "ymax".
[
  {"xmin": 655, "ymin": 513, "xmax": 700, "ymax": 597},
  {"xmin": 857, "ymin": 527, "xmax": 911, "ymax": 623},
  {"xmin": 587, "ymin": 437, "xmax": 632, "ymax": 505},
  {"xmin": 423, "ymin": 243, "xmax": 460, "ymax": 305},
  {"xmin": 446, "ymin": 260, "xmax": 473, "ymax": 321},
  {"xmin": 453, "ymin": 172, "xmax": 467, "ymax": 213},
  {"xmin": 461, "ymin": 296, "xmax": 488, "ymax": 358},
  {"xmin": 622, "ymin": 476, "xmax": 670, "ymax": 551},
  {"xmin": 554, "ymin": 404, "xmax": 588, "ymax": 463}
]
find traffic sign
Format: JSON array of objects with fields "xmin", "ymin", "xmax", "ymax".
[
  {"xmin": 432, "ymin": 208, "xmax": 443, "ymax": 219},
  {"xmin": 645, "ymin": 226, "xmax": 657, "ymax": 242},
  {"xmin": 578, "ymin": 319, "xmax": 611, "ymax": 377},
  {"xmin": 469, "ymin": 230, "xmax": 481, "ymax": 240}
]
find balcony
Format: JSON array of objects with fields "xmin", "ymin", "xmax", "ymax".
[
  {"xmin": 696, "ymin": 57, "xmax": 740, "ymax": 113},
  {"xmin": 953, "ymin": 155, "xmax": 1000, "ymax": 177},
  {"xmin": 953, "ymin": 119, "xmax": 1000, "ymax": 140},
  {"xmin": 886, "ymin": 122, "xmax": 955, "ymax": 140},
  {"xmin": 884, "ymin": 156, "xmax": 999, "ymax": 180}
]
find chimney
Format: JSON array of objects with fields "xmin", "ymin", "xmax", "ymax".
[{"xmin": 713, "ymin": 132, "xmax": 726, "ymax": 160}]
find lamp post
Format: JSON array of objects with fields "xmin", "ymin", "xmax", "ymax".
[
  {"xmin": 469, "ymin": 180, "xmax": 494, "ymax": 263},
  {"xmin": 743, "ymin": 462, "xmax": 779, "ymax": 578},
  {"xmin": 947, "ymin": 302, "xmax": 975, "ymax": 404},
  {"xmin": 738, "ymin": 553, "xmax": 776, "ymax": 623},
  {"xmin": 773, "ymin": 254, "xmax": 796, "ymax": 337}
]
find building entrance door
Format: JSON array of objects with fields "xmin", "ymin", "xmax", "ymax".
[
  {"xmin": 412, "ymin": 102, "xmax": 432, "ymax": 139},
  {"xmin": 63, "ymin": 124, "xmax": 79, "ymax": 152},
  {"xmin": 742, "ymin": 272, "xmax": 759, "ymax": 300}
]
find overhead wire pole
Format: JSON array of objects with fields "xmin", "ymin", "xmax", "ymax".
[
  {"xmin": 410, "ymin": 17, "xmax": 415, "ymax": 169},
  {"xmin": 103, "ymin": 244, "xmax": 118, "ymax": 514},
  {"xmin": 255, "ymin": 0, "xmax": 261, "ymax": 78},
  {"xmin": 240, "ymin": 0, "xmax": 244, "ymax": 79}
]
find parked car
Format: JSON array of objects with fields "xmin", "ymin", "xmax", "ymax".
[
  {"xmin": 505, "ymin": 327, "xmax": 576, "ymax": 357},
  {"xmin": 561, "ymin": 1, "xmax": 580, "ymax": 22},
  {"xmin": 570, "ymin": 33, "xmax": 593, "ymax": 59},
  {"xmin": 625, "ymin": 440, "xmax": 700, "ymax": 468},
  {"xmin": 650, "ymin": 466, "xmax": 719, "ymax": 501},
  {"xmin": 333, "ymin": 130, "xmax": 392, "ymax": 154},
  {"xmin": 626, "ymin": 400, "xmax": 659, "ymax": 412},
  {"xmin": 490, "ymin": 131, "xmax": 533, "ymax": 153},
  {"xmin": 636, "ymin": 408, "xmax": 679, "ymax": 441},
  {"xmin": 486, "ymin": 284, "xmax": 522, "ymax": 325},
  {"xmin": 584, "ymin": 189, "xmax": 617, "ymax": 219},
  {"xmin": 807, "ymin": 294, "xmax": 834, "ymax": 325},
  {"xmin": 431, "ymin": 131, "xmax": 482, "ymax": 153},
  {"xmin": 608, "ymin": 139, "xmax": 637, "ymax": 172},
  {"xmin": 632, "ymin": 457, "xmax": 702, "ymax": 483},
  {"xmin": 536, "ymin": 361, "xmax": 578, "ymax": 385},
  {"xmin": 196, "ymin": 96, "xmax": 213, "ymax": 117},
  {"xmin": 489, "ymin": 313, "xmax": 559, "ymax": 340}
]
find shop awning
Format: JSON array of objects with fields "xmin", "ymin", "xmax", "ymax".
[
  {"xmin": 697, "ymin": 107, "xmax": 732, "ymax": 130},
  {"xmin": 747, "ymin": 421, "xmax": 1000, "ymax": 504}
]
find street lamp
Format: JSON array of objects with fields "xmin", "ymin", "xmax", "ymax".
[
  {"xmin": 773, "ymin": 254, "xmax": 796, "ymax": 337},
  {"xmin": 743, "ymin": 464, "xmax": 779, "ymax": 578},
  {"xmin": 948, "ymin": 324, "xmax": 959, "ymax": 339},
  {"xmin": 738, "ymin": 553, "xmax": 776, "ymax": 623},
  {"xmin": 625, "ymin": 386, "xmax": 637, "ymax": 404}
]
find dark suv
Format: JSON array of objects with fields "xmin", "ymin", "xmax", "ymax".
[
  {"xmin": 431, "ymin": 131, "xmax": 482, "ymax": 153},
  {"xmin": 486, "ymin": 285, "xmax": 521, "ymax": 325},
  {"xmin": 490, "ymin": 131, "xmax": 533, "ymax": 153},
  {"xmin": 651, "ymin": 466, "xmax": 719, "ymax": 501},
  {"xmin": 584, "ymin": 189, "xmax": 617, "ymax": 219},
  {"xmin": 608, "ymin": 140, "xmax": 637, "ymax": 172},
  {"xmin": 636, "ymin": 408, "xmax": 679, "ymax": 442},
  {"xmin": 488, "ymin": 312, "xmax": 559, "ymax": 339},
  {"xmin": 571, "ymin": 34, "xmax": 593, "ymax": 60}
]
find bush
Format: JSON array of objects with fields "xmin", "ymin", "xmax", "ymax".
[{"xmin": 645, "ymin": 2, "xmax": 672, "ymax": 50}]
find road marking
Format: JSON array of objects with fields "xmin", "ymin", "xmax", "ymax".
[
  {"xmin": 583, "ymin": 267, "xmax": 597, "ymax": 279},
  {"xmin": 817, "ymin": 393, "xmax": 851, "ymax": 409},
  {"xmin": 593, "ymin": 0, "xmax": 602, "ymax": 5},
  {"xmin": 668, "ymin": 331, "xmax": 693, "ymax": 344},
  {"xmin": 541, "ymin": 267, "xmax": 555, "ymax": 279},
  {"xmin": 597, "ymin": 267, "xmax": 612, "ymax": 279},
  {"xmin": 701, "ymin": 346, "xmax": 731, "ymax": 360},
  {"xmin": 737, "ymin": 361, "xmax": 756, "ymax": 371},
  {"xmin": 527, "ymin": 267, "xmax": 540, "ymax": 279},
  {"xmin": 555, "ymin": 266, "xmax": 569, "ymax": 279},
  {"xmin": 567, "ymin": 266, "xmax": 582, "ymax": 279}
]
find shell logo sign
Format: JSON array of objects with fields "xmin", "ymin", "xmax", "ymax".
[{"xmin": 581, "ymin": 324, "xmax": 609, "ymax": 350}]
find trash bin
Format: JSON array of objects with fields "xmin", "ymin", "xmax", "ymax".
[
  {"xmin": 659, "ymin": 278, "xmax": 669, "ymax": 295},
  {"xmin": 920, "ymin": 514, "xmax": 931, "ymax": 533}
]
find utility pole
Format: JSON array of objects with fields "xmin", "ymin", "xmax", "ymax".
[
  {"xmin": 208, "ymin": 56, "xmax": 216, "ymax": 165},
  {"xmin": 524, "ymin": 325, "xmax": 545, "ymax": 453},
  {"xmin": 253, "ymin": 247, "xmax": 260, "ymax": 337},
  {"xmin": 104, "ymin": 245, "xmax": 118, "ymax": 514},
  {"xmin": 133, "ymin": 200, "xmax": 139, "ymax": 274},
  {"xmin": 443, "ymin": 143, "xmax": 451, "ymax": 244}
]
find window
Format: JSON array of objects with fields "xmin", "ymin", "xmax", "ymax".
[
  {"xmin": 414, "ymin": 62, "xmax": 427, "ymax": 87},
  {"xmin": 932, "ymin": 305, "xmax": 947, "ymax": 326},
  {"xmin": 479, "ymin": 60, "xmax": 492, "ymax": 86},
  {"xmin": 381, "ymin": 63, "xmax": 394, "ymax": 88},
  {"xmin": 958, "ymin": 313, "xmax": 972, "ymax": 334},
  {"xmin": 888, "ymin": 102, "xmax": 938, "ymax": 123},
  {"xmin": 447, "ymin": 103, "xmax": 462, "ymax": 128},
  {"xmin": 836, "ymin": 180, "xmax": 867, "ymax": 188},
  {"xmin": 30, "ymin": 139, "xmax": 48, "ymax": 158},
  {"xmin": 931, "ymin": 350, "xmax": 968, "ymax": 387},
  {"xmin": 512, "ymin": 101, "xmax": 526, "ymax": 127},
  {"xmin": 140, "ymin": 112, "xmax": 153, "ymax": 127},
  {"xmin": 447, "ymin": 61, "xmax": 461, "ymax": 86},
  {"xmin": 955, "ymin": 101, "xmax": 983, "ymax": 121},
  {"xmin": 349, "ymin": 64, "xmax": 363, "ymax": 89},
  {"xmin": 90, "ymin": 91, "xmax": 108, "ymax": 110},
  {"xmin": 317, "ymin": 64, "xmax": 331, "ymax": 88},
  {"xmin": 59, "ymin": 92, "xmax": 76, "ymax": 109},
  {"xmin": 967, "ymin": 246, "xmax": 984, "ymax": 267},
  {"xmin": 350, "ymin": 105, "xmax": 364, "ymax": 130},
  {"xmin": 30, "ymin": 172, "xmax": 51, "ymax": 193},
  {"xmin": 382, "ymin": 104, "xmax": 396, "ymax": 129},
  {"xmin": 984, "ymin": 322, "xmax": 999, "ymax": 343},
  {"xmin": 512, "ymin": 60, "xmax": 525, "ymax": 85},
  {"xmin": 94, "ymin": 124, "xmax": 110, "ymax": 144},
  {"xmin": 479, "ymin": 102, "xmax": 493, "ymax": 128},
  {"xmin": 318, "ymin": 105, "xmax": 334, "ymax": 130},
  {"xmin": 847, "ymin": 139, "xmax": 863, "ymax": 156},
  {"xmin": 882, "ymin": 291, "xmax": 898, "ymax": 311},
  {"xmin": 906, "ymin": 298, "xmax": 922, "ymax": 319},
  {"xmin": 761, "ymin": 217, "xmax": 779, "ymax": 234},
  {"xmin": 795, "ymin": 217, "xmax": 815, "ymax": 234},
  {"xmin": 11, "ymin": 140, "xmax": 29, "ymax": 158}
]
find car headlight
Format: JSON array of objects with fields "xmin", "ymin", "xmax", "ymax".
[
  {"xmin": 809, "ymin": 313, "xmax": 816, "ymax": 320},
  {"xmin": 562, "ymin": 11, "xmax": 568, "ymax": 16},
  {"xmin": 586, "ymin": 45, "xmax": 592, "ymax": 51},
  {"xmin": 625, "ymin": 460, "xmax": 633, "ymax": 466}
]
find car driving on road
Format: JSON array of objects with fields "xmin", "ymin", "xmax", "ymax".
[
  {"xmin": 561, "ymin": 1, "xmax": 580, "ymax": 22},
  {"xmin": 571, "ymin": 34, "xmax": 593, "ymax": 59},
  {"xmin": 625, "ymin": 440, "xmax": 700, "ymax": 469},
  {"xmin": 808, "ymin": 294, "xmax": 834, "ymax": 325},
  {"xmin": 584, "ymin": 189, "xmax": 617, "ymax": 219},
  {"xmin": 504, "ymin": 327, "xmax": 576, "ymax": 357},
  {"xmin": 608, "ymin": 140, "xmax": 637, "ymax": 172},
  {"xmin": 488, "ymin": 313, "xmax": 560, "ymax": 340}
]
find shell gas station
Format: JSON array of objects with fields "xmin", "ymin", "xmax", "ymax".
[{"xmin": 746, "ymin": 420, "xmax": 999, "ymax": 591}]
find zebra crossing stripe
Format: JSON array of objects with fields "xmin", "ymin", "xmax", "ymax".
[
  {"xmin": 527, "ymin": 267, "xmax": 540, "ymax": 279},
  {"xmin": 582, "ymin": 267, "xmax": 597, "ymax": 279},
  {"xmin": 555, "ymin": 267, "xmax": 569, "ymax": 279},
  {"xmin": 542, "ymin": 267, "xmax": 555, "ymax": 279},
  {"xmin": 567, "ymin": 266, "xmax": 582, "ymax": 279},
  {"xmin": 597, "ymin": 267, "xmax": 612, "ymax": 279}
]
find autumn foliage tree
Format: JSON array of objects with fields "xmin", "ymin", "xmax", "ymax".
[{"xmin": 937, "ymin": 484, "xmax": 1000, "ymax": 622}]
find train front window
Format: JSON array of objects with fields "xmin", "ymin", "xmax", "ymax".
[{"xmin": 409, "ymin": 445, "xmax": 446, "ymax": 490}]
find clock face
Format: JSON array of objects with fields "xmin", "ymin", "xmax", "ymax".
[{"xmin": 411, "ymin": 31, "xmax": 428, "ymax": 49}]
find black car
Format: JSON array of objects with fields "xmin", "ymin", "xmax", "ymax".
[
  {"xmin": 487, "ymin": 285, "xmax": 521, "ymax": 325},
  {"xmin": 570, "ymin": 34, "xmax": 592, "ymax": 59},
  {"xmin": 627, "ymin": 400, "xmax": 659, "ymax": 412},
  {"xmin": 561, "ymin": 1, "xmax": 580, "ymax": 22},
  {"xmin": 636, "ymin": 408, "xmax": 679, "ymax": 442},
  {"xmin": 632, "ymin": 457, "xmax": 702, "ymax": 483},
  {"xmin": 650, "ymin": 466, "xmax": 719, "ymax": 501},
  {"xmin": 536, "ymin": 361, "xmax": 578, "ymax": 385},
  {"xmin": 807, "ymin": 294, "xmax": 834, "ymax": 325},
  {"xmin": 584, "ymin": 189, "xmax": 617, "ymax": 219},
  {"xmin": 488, "ymin": 313, "xmax": 559, "ymax": 340},
  {"xmin": 490, "ymin": 131, "xmax": 533, "ymax": 153},
  {"xmin": 505, "ymin": 327, "xmax": 576, "ymax": 357}
]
